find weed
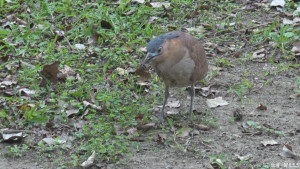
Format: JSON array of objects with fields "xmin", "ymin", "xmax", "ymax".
[{"xmin": 5, "ymin": 144, "xmax": 29, "ymax": 158}]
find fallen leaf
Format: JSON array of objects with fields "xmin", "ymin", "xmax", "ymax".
[
  {"xmin": 166, "ymin": 109, "xmax": 179, "ymax": 115},
  {"xmin": 74, "ymin": 44, "xmax": 85, "ymax": 50},
  {"xmin": 289, "ymin": 93, "xmax": 300, "ymax": 99},
  {"xmin": 189, "ymin": 129, "xmax": 200, "ymax": 136},
  {"xmin": 126, "ymin": 127, "xmax": 138, "ymax": 137},
  {"xmin": 66, "ymin": 109, "xmax": 79, "ymax": 117},
  {"xmin": 270, "ymin": 0, "xmax": 285, "ymax": 7},
  {"xmin": 0, "ymin": 80, "xmax": 17, "ymax": 87},
  {"xmin": 234, "ymin": 154, "xmax": 252, "ymax": 161},
  {"xmin": 150, "ymin": 2, "xmax": 170, "ymax": 8},
  {"xmin": 293, "ymin": 7, "xmax": 300, "ymax": 15},
  {"xmin": 280, "ymin": 144, "xmax": 300, "ymax": 159},
  {"xmin": 177, "ymin": 128, "xmax": 192, "ymax": 138},
  {"xmin": 39, "ymin": 137, "xmax": 66, "ymax": 145},
  {"xmin": 40, "ymin": 61, "xmax": 61, "ymax": 86},
  {"xmin": 135, "ymin": 65, "xmax": 151, "ymax": 81},
  {"xmin": 166, "ymin": 100, "xmax": 180, "ymax": 108},
  {"xmin": 123, "ymin": 9, "xmax": 137, "ymax": 16},
  {"xmin": 132, "ymin": 0, "xmax": 145, "ymax": 3},
  {"xmin": 211, "ymin": 159, "xmax": 224, "ymax": 168},
  {"xmin": 257, "ymin": 103, "xmax": 267, "ymax": 110},
  {"xmin": 101, "ymin": 20, "xmax": 112, "ymax": 29},
  {"xmin": 206, "ymin": 97, "xmax": 229, "ymax": 108},
  {"xmin": 137, "ymin": 123, "xmax": 155, "ymax": 131},
  {"xmin": 198, "ymin": 5, "xmax": 210, "ymax": 10},
  {"xmin": 122, "ymin": 45, "xmax": 133, "ymax": 53},
  {"xmin": 192, "ymin": 124, "xmax": 210, "ymax": 131},
  {"xmin": 261, "ymin": 140, "xmax": 279, "ymax": 146},
  {"xmin": 83, "ymin": 101, "xmax": 102, "ymax": 111},
  {"xmin": 252, "ymin": 48, "xmax": 265, "ymax": 59},
  {"xmin": 86, "ymin": 33, "xmax": 99, "ymax": 44},
  {"xmin": 2, "ymin": 131, "xmax": 24, "ymax": 141},
  {"xmin": 55, "ymin": 30, "xmax": 65, "ymax": 37},
  {"xmin": 186, "ymin": 26, "xmax": 206, "ymax": 33},
  {"xmin": 157, "ymin": 133, "xmax": 167, "ymax": 144},
  {"xmin": 116, "ymin": 67, "xmax": 127, "ymax": 76},
  {"xmin": 19, "ymin": 88, "xmax": 38, "ymax": 96},
  {"xmin": 145, "ymin": 16, "xmax": 158, "ymax": 25},
  {"xmin": 139, "ymin": 47, "xmax": 147, "ymax": 52},
  {"xmin": 80, "ymin": 151, "xmax": 96, "ymax": 168}
]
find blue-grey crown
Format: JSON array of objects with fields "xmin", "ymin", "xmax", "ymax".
[{"xmin": 146, "ymin": 32, "xmax": 180, "ymax": 53}]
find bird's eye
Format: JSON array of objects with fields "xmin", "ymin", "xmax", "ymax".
[{"xmin": 158, "ymin": 47, "xmax": 162, "ymax": 53}]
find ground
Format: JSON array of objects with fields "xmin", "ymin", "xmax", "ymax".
[{"xmin": 0, "ymin": 0, "xmax": 299, "ymax": 169}]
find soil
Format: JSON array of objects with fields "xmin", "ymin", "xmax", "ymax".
[{"xmin": 125, "ymin": 59, "xmax": 300, "ymax": 169}]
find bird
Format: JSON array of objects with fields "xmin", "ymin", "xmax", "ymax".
[{"xmin": 143, "ymin": 31, "xmax": 208, "ymax": 122}]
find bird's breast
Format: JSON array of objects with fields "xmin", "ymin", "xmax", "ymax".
[{"xmin": 153, "ymin": 50, "xmax": 195, "ymax": 87}]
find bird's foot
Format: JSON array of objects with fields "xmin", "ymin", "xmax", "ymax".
[{"xmin": 154, "ymin": 116, "xmax": 165, "ymax": 128}]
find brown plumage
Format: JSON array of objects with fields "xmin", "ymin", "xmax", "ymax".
[{"xmin": 143, "ymin": 31, "xmax": 208, "ymax": 122}]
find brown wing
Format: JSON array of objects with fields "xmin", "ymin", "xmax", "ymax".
[{"xmin": 179, "ymin": 32, "xmax": 208, "ymax": 82}]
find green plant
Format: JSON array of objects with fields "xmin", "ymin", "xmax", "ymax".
[
  {"xmin": 6, "ymin": 144, "xmax": 29, "ymax": 158},
  {"xmin": 215, "ymin": 57, "xmax": 235, "ymax": 67},
  {"xmin": 227, "ymin": 83, "xmax": 247, "ymax": 101}
]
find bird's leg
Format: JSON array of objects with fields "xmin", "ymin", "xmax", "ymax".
[
  {"xmin": 189, "ymin": 83, "xmax": 195, "ymax": 118},
  {"xmin": 159, "ymin": 85, "xmax": 169, "ymax": 122}
]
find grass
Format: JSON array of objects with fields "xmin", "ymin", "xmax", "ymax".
[{"xmin": 0, "ymin": 0, "xmax": 300, "ymax": 168}]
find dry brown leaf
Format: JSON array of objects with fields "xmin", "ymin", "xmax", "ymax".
[
  {"xmin": 191, "ymin": 10, "xmax": 199, "ymax": 18},
  {"xmin": 135, "ymin": 65, "xmax": 151, "ymax": 81},
  {"xmin": 192, "ymin": 124, "xmax": 210, "ymax": 131},
  {"xmin": 257, "ymin": 103, "xmax": 267, "ymax": 110},
  {"xmin": 101, "ymin": 20, "xmax": 112, "ymax": 29},
  {"xmin": 122, "ymin": 45, "xmax": 133, "ymax": 53},
  {"xmin": 40, "ymin": 61, "xmax": 61, "ymax": 86},
  {"xmin": 135, "ymin": 113, "xmax": 144, "ymax": 122},
  {"xmin": 137, "ymin": 123, "xmax": 155, "ymax": 131},
  {"xmin": 157, "ymin": 133, "xmax": 167, "ymax": 144}
]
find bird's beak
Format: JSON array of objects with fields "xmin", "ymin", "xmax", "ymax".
[{"xmin": 143, "ymin": 52, "xmax": 152, "ymax": 65}]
